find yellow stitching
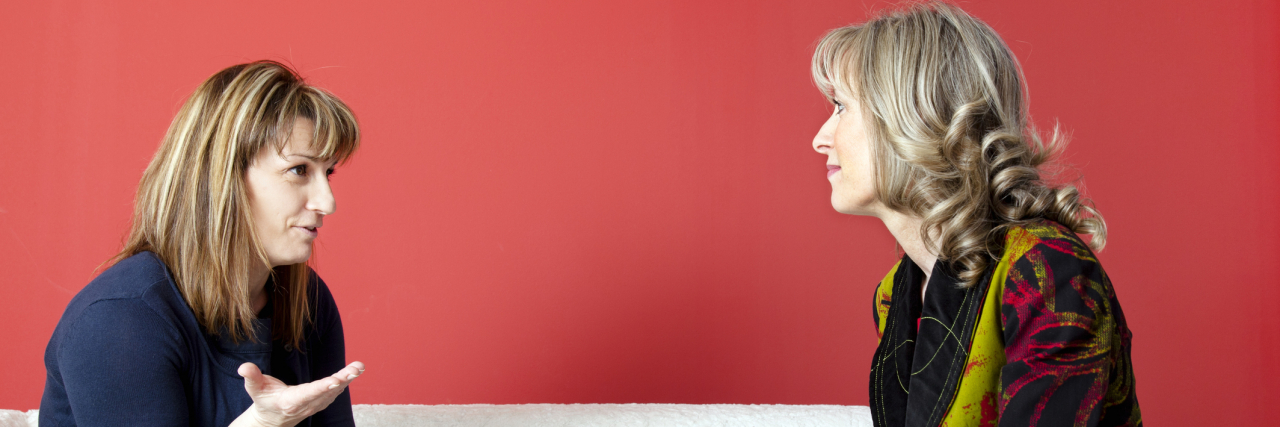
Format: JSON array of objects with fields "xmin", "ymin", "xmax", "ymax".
[
  {"xmin": 876, "ymin": 261, "xmax": 908, "ymax": 422},
  {"xmin": 923, "ymin": 283, "xmax": 979, "ymax": 421},
  {"xmin": 911, "ymin": 285, "xmax": 975, "ymax": 375},
  {"xmin": 909, "ymin": 317, "xmax": 963, "ymax": 375}
]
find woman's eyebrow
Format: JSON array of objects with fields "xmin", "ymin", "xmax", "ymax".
[{"xmin": 282, "ymin": 153, "xmax": 338, "ymax": 166}]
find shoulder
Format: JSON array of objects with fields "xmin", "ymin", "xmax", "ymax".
[
  {"xmin": 998, "ymin": 219, "xmax": 1107, "ymax": 293},
  {"xmin": 57, "ymin": 252, "xmax": 188, "ymax": 329},
  {"xmin": 996, "ymin": 219, "xmax": 1106, "ymax": 293},
  {"xmin": 75, "ymin": 252, "xmax": 175, "ymax": 301},
  {"xmin": 49, "ymin": 252, "xmax": 192, "ymax": 360},
  {"xmin": 999, "ymin": 219, "xmax": 1098, "ymax": 270},
  {"xmin": 997, "ymin": 219, "xmax": 1116, "ymax": 330}
]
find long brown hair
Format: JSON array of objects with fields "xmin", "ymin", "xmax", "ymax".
[
  {"xmin": 812, "ymin": 3, "xmax": 1105, "ymax": 288},
  {"xmin": 114, "ymin": 60, "xmax": 360, "ymax": 347}
]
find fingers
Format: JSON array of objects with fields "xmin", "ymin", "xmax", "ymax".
[
  {"xmin": 238, "ymin": 363, "xmax": 264, "ymax": 394},
  {"xmin": 325, "ymin": 362, "xmax": 366, "ymax": 390}
]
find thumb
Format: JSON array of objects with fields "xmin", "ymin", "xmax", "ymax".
[{"xmin": 238, "ymin": 362, "xmax": 265, "ymax": 395}]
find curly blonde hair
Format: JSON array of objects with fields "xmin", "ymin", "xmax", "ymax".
[{"xmin": 811, "ymin": 2, "xmax": 1106, "ymax": 288}]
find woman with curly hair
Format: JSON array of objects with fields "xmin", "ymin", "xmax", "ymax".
[
  {"xmin": 41, "ymin": 61, "xmax": 365, "ymax": 427},
  {"xmin": 811, "ymin": 3, "xmax": 1140, "ymax": 426}
]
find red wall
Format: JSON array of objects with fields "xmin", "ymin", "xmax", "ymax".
[{"xmin": 1, "ymin": 1, "xmax": 1276, "ymax": 425}]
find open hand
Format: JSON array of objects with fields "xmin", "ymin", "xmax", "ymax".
[{"xmin": 232, "ymin": 361, "xmax": 365, "ymax": 427}]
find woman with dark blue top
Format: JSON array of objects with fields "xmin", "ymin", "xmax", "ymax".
[{"xmin": 41, "ymin": 60, "xmax": 366, "ymax": 427}]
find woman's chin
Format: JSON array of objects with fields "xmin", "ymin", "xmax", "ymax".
[
  {"xmin": 831, "ymin": 197, "xmax": 859, "ymax": 215},
  {"xmin": 270, "ymin": 251, "xmax": 313, "ymax": 267},
  {"xmin": 831, "ymin": 198, "xmax": 878, "ymax": 217}
]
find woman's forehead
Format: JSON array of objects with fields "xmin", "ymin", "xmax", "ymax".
[
  {"xmin": 267, "ymin": 119, "xmax": 342, "ymax": 162},
  {"xmin": 256, "ymin": 136, "xmax": 336, "ymax": 166}
]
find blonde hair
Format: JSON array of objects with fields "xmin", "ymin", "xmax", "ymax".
[
  {"xmin": 114, "ymin": 60, "xmax": 360, "ymax": 347},
  {"xmin": 811, "ymin": 2, "xmax": 1105, "ymax": 288}
]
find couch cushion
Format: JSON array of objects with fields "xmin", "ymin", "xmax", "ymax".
[
  {"xmin": 15, "ymin": 404, "xmax": 873, "ymax": 426},
  {"xmin": 353, "ymin": 404, "xmax": 871, "ymax": 427}
]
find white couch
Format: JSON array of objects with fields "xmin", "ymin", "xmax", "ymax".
[{"xmin": 2, "ymin": 404, "xmax": 872, "ymax": 426}]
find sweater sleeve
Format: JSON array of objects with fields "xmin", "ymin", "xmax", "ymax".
[
  {"xmin": 306, "ymin": 278, "xmax": 355, "ymax": 427},
  {"xmin": 997, "ymin": 243, "xmax": 1115, "ymax": 427},
  {"xmin": 57, "ymin": 298, "xmax": 190, "ymax": 426}
]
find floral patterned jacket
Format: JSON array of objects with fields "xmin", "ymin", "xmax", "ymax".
[{"xmin": 869, "ymin": 220, "xmax": 1141, "ymax": 427}]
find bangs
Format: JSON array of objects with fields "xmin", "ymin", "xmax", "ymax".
[
  {"xmin": 811, "ymin": 25, "xmax": 864, "ymax": 103},
  {"xmin": 299, "ymin": 89, "xmax": 360, "ymax": 165},
  {"xmin": 268, "ymin": 87, "xmax": 361, "ymax": 165}
]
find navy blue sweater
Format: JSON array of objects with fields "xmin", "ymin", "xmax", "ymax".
[{"xmin": 40, "ymin": 252, "xmax": 354, "ymax": 427}]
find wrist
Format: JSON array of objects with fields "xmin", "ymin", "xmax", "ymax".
[
  {"xmin": 230, "ymin": 404, "xmax": 275, "ymax": 427},
  {"xmin": 249, "ymin": 403, "xmax": 286, "ymax": 427}
]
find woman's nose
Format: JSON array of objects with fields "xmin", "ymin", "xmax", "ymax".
[
  {"xmin": 813, "ymin": 113, "xmax": 837, "ymax": 154},
  {"xmin": 307, "ymin": 178, "xmax": 337, "ymax": 215}
]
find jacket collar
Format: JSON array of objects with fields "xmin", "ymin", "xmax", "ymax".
[{"xmin": 870, "ymin": 255, "xmax": 993, "ymax": 427}]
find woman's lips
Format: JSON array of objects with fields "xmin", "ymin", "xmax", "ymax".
[
  {"xmin": 295, "ymin": 226, "xmax": 318, "ymax": 238},
  {"xmin": 827, "ymin": 165, "xmax": 841, "ymax": 178}
]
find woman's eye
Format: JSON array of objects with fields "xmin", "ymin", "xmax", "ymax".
[
  {"xmin": 289, "ymin": 165, "xmax": 308, "ymax": 176},
  {"xmin": 834, "ymin": 101, "xmax": 846, "ymax": 114},
  {"xmin": 326, "ymin": 168, "xmax": 336, "ymax": 177}
]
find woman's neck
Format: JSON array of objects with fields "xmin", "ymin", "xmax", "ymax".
[{"xmin": 877, "ymin": 210, "xmax": 936, "ymax": 301}]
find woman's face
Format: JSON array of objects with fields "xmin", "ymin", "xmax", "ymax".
[
  {"xmin": 245, "ymin": 118, "xmax": 339, "ymax": 267},
  {"xmin": 812, "ymin": 92, "xmax": 882, "ymax": 216}
]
